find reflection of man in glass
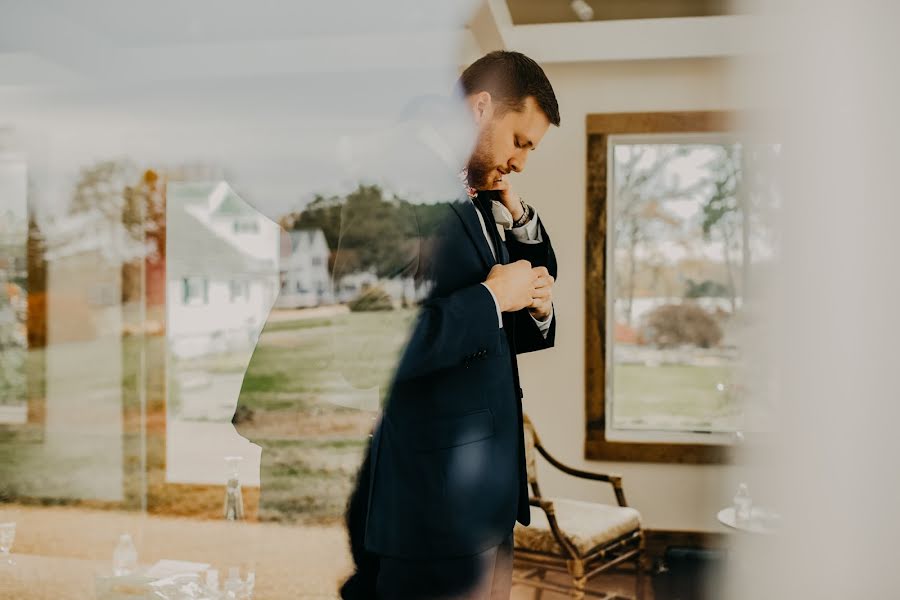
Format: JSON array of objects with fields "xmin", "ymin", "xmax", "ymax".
[{"xmin": 341, "ymin": 51, "xmax": 560, "ymax": 600}]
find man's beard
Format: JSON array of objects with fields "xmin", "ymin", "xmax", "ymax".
[{"xmin": 466, "ymin": 129, "xmax": 499, "ymax": 190}]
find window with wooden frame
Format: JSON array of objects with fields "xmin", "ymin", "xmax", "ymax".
[
  {"xmin": 585, "ymin": 111, "xmax": 779, "ymax": 464},
  {"xmin": 0, "ymin": 148, "xmax": 33, "ymax": 431}
]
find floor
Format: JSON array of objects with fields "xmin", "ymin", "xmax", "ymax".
[
  {"xmin": 510, "ymin": 570, "xmax": 653, "ymax": 600},
  {"xmin": 0, "ymin": 504, "xmax": 656, "ymax": 599}
]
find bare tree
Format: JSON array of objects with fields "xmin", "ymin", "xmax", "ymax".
[
  {"xmin": 614, "ymin": 145, "xmax": 697, "ymax": 326},
  {"xmin": 66, "ymin": 161, "xmax": 166, "ymax": 305},
  {"xmin": 701, "ymin": 145, "xmax": 743, "ymax": 313}
]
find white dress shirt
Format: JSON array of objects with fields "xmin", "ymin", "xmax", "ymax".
[{"xmin": 474, "ymin": 199, "xmax": 554, "ymax": 338}]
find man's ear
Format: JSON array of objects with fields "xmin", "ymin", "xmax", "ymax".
[{"xmin": 468, "ymin": 91, "xmax": 493, "ymax": 125}]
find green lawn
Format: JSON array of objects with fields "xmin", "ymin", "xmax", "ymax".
[
  {"xmin": 1, "ymin": 310, "xmax": 415, "ymax": 523},
  {"xmin": 3, "ymin": 310, "xmax": 742, "ymax": 523},
  {"xmin": 233, "ymin": 309, "xmax": 414, "ymax": 414},
  {"xmin": 229, "ymin": 309, "xmax": 415, "ymax": 523},
  {"xmin": 612, "ymin": 363, "xmax": 740, "ymax": 431},
  {"xmin": 255, "ymin": 436, "xmax": 368, "ymax": 524}
]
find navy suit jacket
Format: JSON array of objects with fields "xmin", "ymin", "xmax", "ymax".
[{"xmin": 351, "ymin": 193, "xmax": 557, "ymax": 559}]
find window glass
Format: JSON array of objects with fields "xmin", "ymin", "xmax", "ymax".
[{"xmin": 607, "ymin": 134, "xmax": 780, "ymax": 437}]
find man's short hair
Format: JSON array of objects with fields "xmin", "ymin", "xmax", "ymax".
[{"xmin": 459, "ymin": 50, "xmax": 560, "ymax": 126}]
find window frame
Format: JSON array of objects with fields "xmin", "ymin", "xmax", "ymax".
[
  {"xmin": 228, "ymin": 279, "xmax": 244, "ymax": 302},
  {"xmin": 584, "ymin": 111, "xmax": 737, "ymax": 464},
  {"xmin": 182, "ymin": 276, "xmax": 208, "ymax": 305}
]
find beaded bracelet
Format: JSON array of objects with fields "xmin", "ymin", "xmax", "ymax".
[{"xmin": 512, "ymin": 197, "xmax": 533, "ymax": 228}]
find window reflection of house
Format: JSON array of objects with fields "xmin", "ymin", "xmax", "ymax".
[
  {"xmin": 182, "ymin": 277, "xmax": 208, "ymax": 305},
  {"xmin": 228, "ymin": 279, "xmax": 248, "ymax": 302},
  {"xmin": 166, "ymin": 181, "xmax": 279, "ymax": 359},
  {"xmin": 164, "ymin": 181, "xmax": 275, "ymax": 487},
  {"xmin": 274, "ymin": 228, "xmax": 333, "ymax": 308}
]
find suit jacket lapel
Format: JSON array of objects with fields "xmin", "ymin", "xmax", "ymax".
[{"xmin": 451, "ymin": 198, "xmax": 496, "ymax": 270}]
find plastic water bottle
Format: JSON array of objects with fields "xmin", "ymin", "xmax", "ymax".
[
  {"xmin": 206, "ymin": 569, "xmax": 220, "ymax": 594},
  {"xmin": 224, "ymin": 567, "xmax": 243, "ymax": 598},
  {"xmin": 733, "ymin": 483, "xmax": 753, "ymax": 524},
  {"xmin": 112, "ymin": 533, "xmax": 138, "ymax": 576}
]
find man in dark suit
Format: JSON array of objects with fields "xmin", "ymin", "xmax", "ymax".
[{"xmin": 339, "ymin": 50, "xmax": 560, "ymax": 599}]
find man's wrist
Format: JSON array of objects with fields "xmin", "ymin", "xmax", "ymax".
[
  {"xmin": 529, "ymin": 306, "xmax": 552, "ymax": 322},
  {"xmin": 503, "ymin": 193, "xmax": 525, "ymax": 222},
  {"xmin": 531, "ymin": 305, "xmax": 553, "ymax": 338},
  {"xmin": 512, "ymin": 199, "xmax": 533, "ymax": 228}
]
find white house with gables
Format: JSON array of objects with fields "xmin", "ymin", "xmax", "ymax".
[
  {"xmin": 166, "ymin": 181, "xmax": 279, "ymax": 359},
  {"xmin": 274, "ymin": 228, "xmax": 333, "ymax": 308}
]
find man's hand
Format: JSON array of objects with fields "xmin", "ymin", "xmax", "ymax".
[
  {"xmin": 489, "ymin": 174, "xmax": 525, "ymax": 222},
  {"xmin": 529, "ymin": 266, "xmax": 554, "ymax": 321},
  {"xmin": 484, "ymin": 260, "xmax": 535, "ymax": 312}
]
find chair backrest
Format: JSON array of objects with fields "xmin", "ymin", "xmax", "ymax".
[{"xmin": 522, "ymin": 413, "xmax": 539, "ymax": 486}]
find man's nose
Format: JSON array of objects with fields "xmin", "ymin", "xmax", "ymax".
[{"xmin": 508, "ymin": 153, "xmax": 526, "ymax": 173}]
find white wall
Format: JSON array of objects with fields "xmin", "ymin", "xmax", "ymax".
[{"xmin": 515, "ymin": 58, "xmax": 751, "ymax": 532}]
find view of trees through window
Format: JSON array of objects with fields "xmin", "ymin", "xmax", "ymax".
[{"xmin": 607, "ymin": 135, "xmax": 780, "ymax": 436}]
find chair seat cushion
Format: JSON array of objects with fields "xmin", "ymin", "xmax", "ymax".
[{"xmin": 514, "ymin": 497, "xmax": 641, "ymax": 556}]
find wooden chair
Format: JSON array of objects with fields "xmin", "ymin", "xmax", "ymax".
[{"xmin": 512, "ymin": 414, "xmax": 645, "ymax": 599}]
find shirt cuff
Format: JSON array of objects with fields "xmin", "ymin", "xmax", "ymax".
[
  {"xmin": 531, "ymin": 305, "xmax": 553, "ymax": 338},
  {"xmin": 480, "ymin": 282, "xmax": 503, "ymax": 328},
  {"xmin": 509, "ymin": 208, "xmax": 542, "ymax": 244}
]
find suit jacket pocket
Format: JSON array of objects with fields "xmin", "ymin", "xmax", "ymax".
[{"xmin": 410, "ymin": 408, "xmax": 494, "ymax": 452}]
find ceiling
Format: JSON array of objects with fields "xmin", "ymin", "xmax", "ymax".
[
  {"xmin": 506, "ymin": 0, "xmax": 735, "ymax": 25},
  {"xmin": 0, "ymin": 1, "xmax": 748, "ymax": 88}
]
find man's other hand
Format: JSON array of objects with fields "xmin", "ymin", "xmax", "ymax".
[{"xmin": 529, "ymin": 266, "xmax": 554, "ymax": 321}]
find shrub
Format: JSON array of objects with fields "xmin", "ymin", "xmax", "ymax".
[
  {"xmin": 231, "ymin": 404, "xmax": 255, "ymax": 426},
  {"xmin": 641, "ymin": 302, "xmax": 723, "ymax": 349},
  {"xmin": 684, "ymin": 278, "xmax": 730, "ymax": 299},
  {"xmin": 347, "ymin": 285, "xmax": 394, "ymax": 312}
]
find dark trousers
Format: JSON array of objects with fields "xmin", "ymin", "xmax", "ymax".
[{"xmin": 374, "ymin": 533, "xmax": 514, "ymax": 600}]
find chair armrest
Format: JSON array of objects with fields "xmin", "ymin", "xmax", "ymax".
[
  {"xmin": 535, "ymin": 445, "xmax": 629, "ymax": 507},
  {"xmin": 528, "ymin": 497, "xmax": 553, "ymax": 510},
  {"xmin": 525, "ymin": 496, "xmax": 580, "ymax": 558}
]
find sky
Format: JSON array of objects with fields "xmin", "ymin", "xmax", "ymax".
[{"xmin": 0, "ymin": 1, "xmax": 480, "ymax": 222}]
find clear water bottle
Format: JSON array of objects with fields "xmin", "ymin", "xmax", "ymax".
[
  {"xmin": 206, "ymin": 568, "xmax": 220, "ymax": 593},
  {"xmin": 733, "ymin": 483, "xmax": 753, "ymax": 524},
  {"xmin": 224, "ymin": 456, "xmax": 245, "ymax": 521},
  {"xmin": 204, "ymin": 569, "xmax": 224, "ymax": 600},
  {"xmin": 112, "ymin": 533, "xmax": 138, "ymax": 576},
  {"xmin": 224, "ymin": 566, "xmax": 243, "ymax": 598}
]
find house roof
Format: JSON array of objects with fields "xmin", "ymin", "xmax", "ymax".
[
  {"xmin": 169, "ymin": 181, "xmax": 256, "ymax": 217},
  {"xmin": 167, "ymin": 190, "xmax": 275, "ymax": 279}
]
